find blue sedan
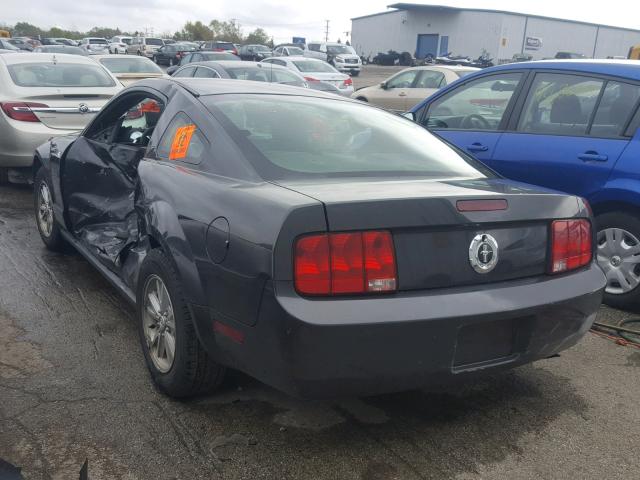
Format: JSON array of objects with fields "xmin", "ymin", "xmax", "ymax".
[{"xmin": 410, "ymin": 59, "xmax": 640, "ymax": 310}]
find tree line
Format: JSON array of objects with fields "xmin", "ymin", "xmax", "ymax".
[{"xmin": 0, "ymin": 21, "xmax": 273, "ymax": 45}]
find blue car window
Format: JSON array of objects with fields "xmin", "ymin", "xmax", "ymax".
[
  {"xmin": 517, "ymin": 73, "xmax": 603, "ymax": 136},
  {"xmin": 591, "ymin": 81, "xmax": 640, "ymax": 138},
  {"xmin": 422, "ymin": 72, "xmax": 521, "ymax": 131}
]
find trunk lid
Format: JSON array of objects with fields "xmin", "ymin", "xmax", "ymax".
[
  {"xmin": 18, "ymin": 91, "xmax": 115, "ymax": 129},
  {"xmin": 275, "ymin": 177, "xmax": 581, "ymax": 290}
]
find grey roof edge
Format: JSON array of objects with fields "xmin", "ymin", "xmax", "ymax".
[{"xmin": 352, "ymin": 3, "xmax": 640, "ymax": 34}]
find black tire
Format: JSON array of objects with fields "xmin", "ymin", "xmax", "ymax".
[
  {"xmin": 34, "ymin": 167, "xmax": 66, "ymax": 252},
  {"xmin": 596, "ymin": 211, "xmax": 640, "ymax": 310},
  {"xmin": 169, "ymin": 57, "xmax": 175, "ymax": 66},
  {"xmin": 137, "ymin": 249, "xmax": 225, "ymax": 397},
  {"xmin": 0, "ymin": 167, "xmax": 8, "ymax": 185},
  {"xmin": 355, "ymin": 96, "xmax": 368, "ymax": 102},
  {"xmin": 152, "ymin": 55, "xmax": 157, "ymax": 63}
]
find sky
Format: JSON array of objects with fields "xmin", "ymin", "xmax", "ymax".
[{"xmin": 1, "ymin": 0, "xmax": 637, "ymax": 43}]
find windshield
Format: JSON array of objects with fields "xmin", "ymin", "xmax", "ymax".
[
  {"xmin": 8, "ymin": 62, "xmax": 116, "ymax": 87},
  {"xmin": 146, "ymin": 38, "xmax": 163, "ymax": 46},
  {"xmin": 206, "ymin": 95, "xmax": 489, "ymax": 180},
  {"xmin": 292, "ymin": 60, "xmax": 336, "ymax": 73},
  {"xmin": 99, "ymin": 57, "xmax": 162, "ymax": 74},
  {"xmin": 327, "ymin": 45, "xmax": 355, "ymax": 55},
  {"xmin": 287, "ymin": 47, "xmax": 304, "ymax": 55},
  {"xmin": 1, "ymin": 41, "xmax": 19, "ymax": 50},
  {"xmin": 89, "ymin": 39, "xmax": 108, "ymax": 44}
]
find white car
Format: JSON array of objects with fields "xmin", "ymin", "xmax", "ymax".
[
  {"xmin": 0, "ymin": 53, "xmax": 122, "ymax": 177},
  {"xmin": 307, "ymin": 42, "xmax": 362, "ymax": 76},
  {"xmin": 109, "ymin": 36, "xmax": 132, "ymax": 54},
  {"xmin": 80, "ymin": 37, "xmax": 110, "ymax": 55},
  {"xmin": 262, "ymin": 56, "xmax": 354, "ymax": 96}
]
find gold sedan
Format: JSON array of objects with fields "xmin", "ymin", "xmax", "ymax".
[{"xmin": 352, "ymin": 65, "xmax": 479, "ymax": 112}]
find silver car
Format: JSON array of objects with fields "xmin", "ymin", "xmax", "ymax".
[
  {"xmin": 262, "ymin": 56, "xmax": 354, "ymax": 96},
  {"xmin": 80, "ymin": 37, "xmax": 110, "ymax": 55},
  {"xmin": 0, "ymin": 53, "xmax": 122, "ymax": 174},
  {"xmin": 127, "ymin": 37, "xmax": 164, "ymax": 58}
]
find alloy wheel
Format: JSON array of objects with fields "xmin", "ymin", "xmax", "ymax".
[
  {"xmin": 37, "ymin": 182, "xmax": 54, "ymax": 238},
  {"xmin": 142, "ymin": 275, "xmax": 176, "ymax": 373},
  {"xmin": 597, "ymin": 227, "xmax": 640, "ymax": 294}
]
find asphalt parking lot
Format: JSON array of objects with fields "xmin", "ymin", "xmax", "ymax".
[{"xmin": 0, "ymin": 182, "xmax": 639, "ymax": 479}]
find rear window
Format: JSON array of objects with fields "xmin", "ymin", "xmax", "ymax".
[
  {"xmin": 225, "ymin": 67, "xmax": 271, "ymax": 81},
  {"xmin": 292, "ymin": 60, "xmax": 336, "ymax": 73},
  {"xmin": 206, "ymin": 95, "xmax": 490, "ymax": 180},
  {"xmin": 99, "ymin": 57, "xmax": 162, "ymax": 74},
  {"xmin": 202, "ymin": 52, "xmax": 239, "ymax": 61},
  {"xmin": 8, "ymin": 63, "xmax": 116, "ymax": 87},
  {"xmin": 146, "ymin": 38, "xmax": 163, "ymax": 46},
  {"xmin": 216, "ymin": 42, "xmax": 235, "ymax": 49},
  {"xmin": 89, "ymin": 39, "xmax": 108, "ymax": 44}
]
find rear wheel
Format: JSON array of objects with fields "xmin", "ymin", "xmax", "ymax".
[
  {"xmin": 355, "ymin": 96, "xmax": 368, "ymax": 102},
  {"xmin": 34, "ymin": 168, "xmax": 66, "ymax": 252},
  {"xmin": 596, "ymin": 211, "xmax": 640, "ymax": 310},
  {"xmin": 137, "ymin": 249, "xmax": 225, "ymax": 397}
]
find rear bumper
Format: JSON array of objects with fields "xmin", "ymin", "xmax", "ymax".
[
  {"xmin": 0, "ymin": 116, "xmax": 63, "ymax": 167},
  {"xmin": 191, "ymin": 264, "xmax": 605, "ymax": 398}
]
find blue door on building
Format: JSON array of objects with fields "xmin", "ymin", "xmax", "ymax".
[{"xmin": 416, "ymin": 34, "xmax": 439, "ymax": 59}]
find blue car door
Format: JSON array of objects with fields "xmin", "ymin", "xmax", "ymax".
[
  {"xmin": 417, "ymin": 71, "xmax": 525, "ymax": 163},
  {"xmin": 490, "ymin": 72, "xmax": 640, "ymax": 200}
]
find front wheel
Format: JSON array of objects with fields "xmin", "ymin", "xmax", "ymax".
[
  {"xmin": 34, "ymin": 167, "xmax": 66, "ymax": 251},
  {"xmin": 596, "ymin": 211, "xmax": 640, "ymax": 310},
  {"xmin": 137, "ymin": 249, "xmax": 225, "ymax": 397}
]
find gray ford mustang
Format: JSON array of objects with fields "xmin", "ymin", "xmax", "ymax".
[{"xmin": 33, "ymin": 78, "xmax": 606, "ymax": 398}]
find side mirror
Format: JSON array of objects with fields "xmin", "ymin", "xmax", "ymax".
[{"xmin": 380, "ymin": 81, "xmax": 388, "ymax": 89}]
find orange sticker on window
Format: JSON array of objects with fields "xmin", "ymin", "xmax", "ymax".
[{"xmin": 169, "ymin": 124, "xmax": 196, "ymax": 160}]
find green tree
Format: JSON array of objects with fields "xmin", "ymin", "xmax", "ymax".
[
  {"xmin": 210, "ymin": 20, "xmax": 243, "ymax": 43},
  {"xmin": 13, "ymin": 22, "xmax": 42, "ymax": 37},
  {"xmin": 245, "ymin": 28, "xmax": 269, "ymax": 45},
  {"xmin": 180, "ymin": 21, "xmax": 212, "ymax": 41},
  {"xmin": 87, "ymin": 27, "xmax": 122, "ymax": 39}
]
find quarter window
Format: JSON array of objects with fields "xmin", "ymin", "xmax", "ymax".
[
  {"xmin": 591, "ymin": 81, "xmax": 640, "ymax": 137},
  {"xmin": 423, "ymin": 72, "xmax": 522, "ymax": 131},
  {"xmin": 157, "ymin": 113, "xmax": 209, "ymax": 165},
  {"xmin": 517, "ymin": 73, "xmax": 603, "ymax": 136},
  {"xmin": 194, "ymin": 67, "xmax": 219, "ymax": 78}
]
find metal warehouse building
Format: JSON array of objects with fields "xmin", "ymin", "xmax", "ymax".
[{"xmin": 351, "ymin": 3, "xmax": 640, "ymax": 63}]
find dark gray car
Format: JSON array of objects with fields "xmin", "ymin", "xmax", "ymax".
[{"xmin": 32, "ymin": 78, "xmax": 605, "ymax": 399}]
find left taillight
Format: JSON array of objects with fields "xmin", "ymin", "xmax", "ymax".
[
  {"xmin": 294, "ymin": 231, "xmax": 397, "ymax": 296},
  {"xmin": 549, "ymin": 219, "xmax": 592, "ymax": 274},
  {"xmin": 0, "ymin": 102, "xmax": 47, "ymax": 122}
]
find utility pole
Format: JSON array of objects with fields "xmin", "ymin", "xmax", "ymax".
[{"xmin": 324, "ymin": 20, "xmax": 330, "ymax": 42}]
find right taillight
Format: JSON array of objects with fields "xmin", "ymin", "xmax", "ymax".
[
  {"xmin": 0, "ymin": 102, "xmax": 47, "ymax": 122},
  {"xmin": 294, "ymin": 231, "xmax": 397, "ymax": 295},
  {"xmin": 549, "ymin": 219, "xmax": 592, "ymax": 274}
]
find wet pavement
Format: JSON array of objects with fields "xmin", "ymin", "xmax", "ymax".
[{"xmin": 0, "ymin": 184, "xmax": 638, "ymax": 480}]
